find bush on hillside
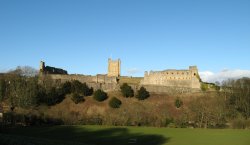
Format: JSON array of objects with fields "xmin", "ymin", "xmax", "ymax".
[
  {"xmin": 71, "ymin": 80, "xmax": 93, "ymax": 96},
  {"xmin": 0, "ymin": 78, "xmax": 6, "ymax": 101},
  {"xmin": 120, "ymin": 83, "xmax": 134, "ymax": 98},
  {"xmin": 71, "ymin": 80, "xmax": 84, "ymax": 94},
  {"xmin": 82, "ymin": 83, "xmax": 93, "ymax": 96},
  {"xmin": 109, "ymin": 97, "xmax": 122, "ymax": 108},
  {"xmin": 43, "ymin": 87, "xmax": 65, "ymax": 106},
  {"xmin": 61, "ymin": 81, "xmax": 72, "ymax": 95},
  {"xmin": 71, "ymin": 93, "xmax": 85, "ymax": 104},
  {"xmin": 175, "ymin": 97, "xmax": 183, "ymax": 108},
  {"xmin": 136, "ymin": 87, "xmax": 150, "ymax": 100},
  {"xmin": 201, "ymin": 83, "xmax": 208, "ymax": 91},
  {"xmin": 93, "ymin": 89, "xmax": 108, "ymax": 102}
]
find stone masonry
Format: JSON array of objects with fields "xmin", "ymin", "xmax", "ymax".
[
  {"xmin": 39, "ymin": 59, "xmax": 201, "ymax": 93},
  {"xmin": 107, "ymin": 58, "xmax": 121, "ymax": 77},
  {"xmin": 40, "ymin": 61, "xmax": 67, "ymax": 75},
  {"xmin": 141, "ymin": 66, "xmax": 201, "ymax": 89}
]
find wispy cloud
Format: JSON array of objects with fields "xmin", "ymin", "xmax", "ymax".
[
  {"xmin": 126, "ymin": 68, "xmax": 141, "ymax": 75},
  {"xmin": 199, "ymin": 69, "xmax": 250, "ymax": 83}
]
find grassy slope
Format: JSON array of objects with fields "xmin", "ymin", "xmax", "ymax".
[
  {"xmin": 13, "ymin": 91, "xmax": 222, "ymax": 127},
  {"xmin": 3, "ymin": 125, "xmax": 250, "ymax": 145}
]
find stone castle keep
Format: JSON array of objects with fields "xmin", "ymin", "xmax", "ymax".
[
  {"xmin": 39, "ymin": 59, "xmax": 201, "ymax": 93},
  {"xmin": 107, "ymin": 58, "xmax": 121, "ymax": 77}
]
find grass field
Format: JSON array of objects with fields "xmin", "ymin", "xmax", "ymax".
[{"xmin": 1, "ymin": 125, "xmax": 250, "ymax": 145}]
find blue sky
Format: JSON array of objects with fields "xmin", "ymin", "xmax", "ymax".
[{"xmin": 0, "ymin": 0, "xmax": 250, "ymax": 81}]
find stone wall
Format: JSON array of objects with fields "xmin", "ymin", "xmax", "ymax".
[
  {"xmin": 45, "ymin": 74, "xmax": 119, "ymax": 91},
  {"xmin": 41, "ymin": 74, "xmax": 201, "ymax": 93},
  {"xmin": 49, "ymin": 74, "xmax": 117, "ymax": 84},
  {"xmin": 38, "ymin": 60, "xmax": 202, "ymax": 93},
  {"xmin": 141, "ymin": 66, "xmax": 201, "ymax": 89}
]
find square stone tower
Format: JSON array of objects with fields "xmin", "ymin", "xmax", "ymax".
[
  {"xmin": 108, "ymin": 58, "xmax": 121, "ymax": 77},
  {"xmin": 40, "ymin": 61, "xmax": 45, "ymax": 72},
  {"xmin": 189, "ymin": 66, "xmax": 199, "ymax": 78}
]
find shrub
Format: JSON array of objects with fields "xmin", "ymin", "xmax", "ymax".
[
  {"xmin": 71, "ymin": 81, "xmax": 93, "ymax": 96},
  {"xmin": 201, "ymin": 83, "xmax": 210, "ymax": 91},
  {"xmin": 214, "ymin": 85, "xmax": 220, "ymax": 91},
  {"xmin": 120, "ymin": 83, "xmax": 134, "ymax": 98},
  {"xmin": 37, "ymin": 86, "xmax": 66, "ymax": 106},
  {"xmin": 165, "ymin": 118, "xmax": 174, "ymax": 127},
  {"xmin": 82, "ymin": 83, "xmax": 93, "ymax": 96},
  {"xmin": 136, "ymin": 87, "xmax": 150, "ymax": 100},
  {"xmin": 231, "ymin": 119, "xmax": 250, "ymax": 129},
  {"xmin": 109, "ymin": 97, "xmax": 122, "ymax": 108},
  {"xmin": 71, "ymin": 93, "xmax": 84, "ymax": 104},
  {"xmin": 93, "ymin": 89, "xmax": 108, "ymax": 102},
  {"xmin": 61, "ymin": 81, "xmax": 72, "ymax": 94},
  {"xmin": 0, "ymin": 79, "xmax": 6, "ymax": 101},
  {"xmin": 71, "ymin": 80, "xmax": 83, "ymax": 94},
  {"xmin": 175, "ymin": 97, "xmax": 183, "ymax": 108},
  {"xmin": 45, "ymin": 87, "xmax": 65, "ymax": 106}
]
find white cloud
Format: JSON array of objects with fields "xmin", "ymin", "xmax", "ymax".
[
  {"xmin": 199, "ymin": 71, "xmax": 214, "ymax": 82},
  {"xmin": 199, "ymin": 69, "xmax": 250, "ymax": 83},
  {"xmin": 126, "ymin": 68, "xmax": 141, "ymax": 75}
]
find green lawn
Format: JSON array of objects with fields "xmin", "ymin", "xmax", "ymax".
[{"xmin": 1, "ymin": 125, "xmax": 250, "ymax": 145}]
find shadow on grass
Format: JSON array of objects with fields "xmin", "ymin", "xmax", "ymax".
[{"xmin": 2, "ymin": 126, "xmax": 169, "ymax": 145}]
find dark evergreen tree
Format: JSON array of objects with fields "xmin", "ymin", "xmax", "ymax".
[
  {"xmin": 93, "ymin": 89, "xmax": 108, "ymax": 102},
  {"xmin": 109, "ymin": 97, "xmax": 122, "ymax": 108},
  {"xmin": 136, "ymin": 87, "xmax": 150, "ymax": 100},
  {"xmin": 71, "ymin": 93, "xmax": 84, "ymax": 104},
  {"xmin": 120, "ymin": 83, "xmax": 134, "ymax": 98}
]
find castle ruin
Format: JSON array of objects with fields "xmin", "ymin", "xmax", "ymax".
[
  {"xmin": 39, "ymin": 59, "xmax": 120, "ymax": 91},
  {"xmin": 39, "ymin": 59, "xmax": 201, "ymax": 93},
  {"xmin": 141, "ymin": 66, "xmax": 201, "ymax": 89},
  {"xmin": 40, "ymin": 61, "xmax": 67, "ymax": 75}
]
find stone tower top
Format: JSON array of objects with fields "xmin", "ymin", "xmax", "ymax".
[
  {"xmin": 40, "ymin": 61, "xmax": 45, "ymax": 71},
  {"xmin": 189, "ymin": 66, "xmax": 198, "ymax": 70},
  {"xmin": 108, "ymin": 58, "xmax": 121, "ymax": 77}
]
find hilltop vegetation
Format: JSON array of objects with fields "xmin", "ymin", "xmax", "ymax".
[{"xmin": 0, "ymin": 68, "xmax": 250, "ymax": 129}]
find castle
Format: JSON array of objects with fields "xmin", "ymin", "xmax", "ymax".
[
  {"xmin": 141, "ymin": 66, "xmax": 201, "ymax": 89},
  {"xmin": 39, "ymin": 59, "xmax": 201, "ymax": 93}
]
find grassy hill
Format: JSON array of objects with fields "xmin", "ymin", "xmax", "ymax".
[{"xmin": 13, "ymin": 91, "xmax": 219, "ymax": 127}]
